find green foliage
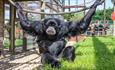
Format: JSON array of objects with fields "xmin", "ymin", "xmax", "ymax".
[
  {"xmin": 64, "ymin": 8, "xmax": 113, "ymax": 22},
  {"xmin": 3, "ymin": 38, "xmax": 9, "ymax": 48},
  {"xmin": 92, "ymin": 8, "xmax": 113, "ymax": 20},
  {"xmin": 39, "ymin": 36, "xmax": 115, "ymax": 70},
  {"xmin": 64, "ymin": 13, "xmax": 74, "ymax": 21},
  {"xmin": 3, "ymin": 38, "xmax": 23, "ymax": 48},
  {"xmin": 64, "ymin": 12, "xmax": 84, "ymax": 21}
]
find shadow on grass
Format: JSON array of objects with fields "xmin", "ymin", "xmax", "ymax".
[{"xmin": 92, "ymin": 37, "xmax": 115, "ymax": 70}]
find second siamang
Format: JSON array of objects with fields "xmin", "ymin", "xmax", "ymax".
[{"xmin": 15, "ymin": 0, "xmax": 103, "ymax": 68}]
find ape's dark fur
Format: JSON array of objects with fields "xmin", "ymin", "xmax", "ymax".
[
  {"xmin": 62, "ymin": 46, "xmax": 76, "ymax": 61},
  {"xmin": 41, "ymin": 52, "xmax": 61, "ymax": 68},
  {"xmin": 15, "ymin": 0, "xmax": 103, "ymax": 68}
]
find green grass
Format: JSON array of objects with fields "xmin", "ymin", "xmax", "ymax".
[
  {"xmin": 41, "ymin": 36, "xmax": 115, "ymax": 70},
  {"xmin": 3, "ymin": 38, "xmax": 23, "ymax": 48}
]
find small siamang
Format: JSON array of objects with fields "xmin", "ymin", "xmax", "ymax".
[{"xmin": 15, "ymin": 0, "xmax": 103, "ymax": 68}]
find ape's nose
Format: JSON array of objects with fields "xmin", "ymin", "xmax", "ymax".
[{"xmin": 46, "ymin": 26, "xmax": 56, "ymax": 35}]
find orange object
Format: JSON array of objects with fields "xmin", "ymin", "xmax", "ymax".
[{"xmin": 111, "ymin": 11, "xmax": 115, "ymax": 21}]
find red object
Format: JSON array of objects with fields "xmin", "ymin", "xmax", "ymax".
[{"xmin": 111, "ymin": 11, "xmax": 115, "ymax": 21}]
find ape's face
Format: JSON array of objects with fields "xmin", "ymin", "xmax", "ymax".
[{"xmin": 43, "ymin": 18, "xmax": 59, "ymax": 35}]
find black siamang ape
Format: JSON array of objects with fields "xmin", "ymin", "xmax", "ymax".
[{"xmin": 15, "ymin": 0, "xmax": 103, "ymax": 68}]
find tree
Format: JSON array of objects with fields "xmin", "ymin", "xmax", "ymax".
[
  {"xmin": 64, "ymin": 12, "xmax": 84, "ymax": 21},
  {"xmin": 92, "ymin": 8, "xmax": 113, "ymax": 20}
]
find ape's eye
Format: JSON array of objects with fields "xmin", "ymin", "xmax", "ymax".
[
  {"xmin": 50, "ymin": 22, "xmax": 56, "ymax": 26},
  {"xmin": 46, "ymin": 20, "xmax": 58, "ymax": 26}
]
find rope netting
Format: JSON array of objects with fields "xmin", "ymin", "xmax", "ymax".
[{"xmin": 8, "ymin": 0, "xmax": 104, "ymax": 15}]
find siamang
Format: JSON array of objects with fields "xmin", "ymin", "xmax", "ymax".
[{"xmin": 15, "ymin": 0, "xmax": 103, "ymax": 68}]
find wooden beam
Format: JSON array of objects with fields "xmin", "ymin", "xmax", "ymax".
[
  {"xmin": 0, "ymin": 0, "xmax": 4, "ymax": 38},
  {"xmin": 9, "ymin": 0, "xmax": 16, "ymax": 54},
  {"xmin": 68, "ymin": 0, "xmax": 70, "ymax": 11},
  {"xmin": 84, "ymin": 0, "xmax": 86, "ymax": 15},
  {"xmin": 22, "ymin": 3, "xmax": 27, "ymax": 51},
  {"xmin": 0, "ymin": 0, "xmax": 4, "ymax": 56},
  {"xmin": 104, "ymin": 0, "xmax": 106, "ymax": 25},
  {"xmin": 22, "ymin": 31, "xmax": 27, "ymax": 51}
]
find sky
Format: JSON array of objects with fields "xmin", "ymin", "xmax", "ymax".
[
  {"xmin": 96, "ymin": 0, "xmax": 113, "ymax": 9},
  {"xmin": 5, "ymin": 0, "xmax": 114, "ymax": 20},
  {"xmin": 65, "ymin": 0, "xmax": 113, "ymax": 11}
]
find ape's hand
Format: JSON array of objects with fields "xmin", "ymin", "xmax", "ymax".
[
  {"xmin": 15, "ymin": 2, "xmax": 42, "ymax": 36},
  {"xmin": 15, "ymin": 2, "xmax": 22, "ymax": 10},
  {"xmin": 94, "ymin": 0, "xmax": 104, "ymax": 6}
]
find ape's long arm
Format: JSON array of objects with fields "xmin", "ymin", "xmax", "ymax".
[
  {"xmin": 69, "ymin": 0, "xmax": 103, "ymax": 35},
  {"xmin": 16, "ymin": 3, "xmax": 42, "ymax": 36}
]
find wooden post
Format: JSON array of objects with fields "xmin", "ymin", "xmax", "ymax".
[
  {"xmin": 22, "ymin": 31, "xmax": 27, "ymax": 51},
  {"xmin": 104, "ymin": 0, "xmax": 106, "ymax": 35},
  {"xmin": 41, "ymin": 1, "xmax": 45, "ymax": 19},
  {"xmin": 62, "ymin": 0, "xmax": 65, "ymax": 18},
  {"xmin": 104, "ymin": 0, "xmax": 106, "ymax": 26},
  {"xmin": 62, "ymin": 0, "xmax": 65, "ymax": 12},
  {"xmin": 84, "ymin": 0, "xmax": 86, "ymax": 15},
  {"xmin": 39, "ymin": 1, "xmax": 45, "ymax": 53},
  {"xmin": 68, "ymin": 0, "xmax": 70, "ymax": 11},
  {"xmin": 22, "ymin": 2, "xmax": 27, "ymax": 51},
  {"xmin": 0, "ymin": 0, "xmax": 4, "ymax": 56},
  {"xmin": 9, "ymin": 1, "xmax": 16, "ymax": 54}
]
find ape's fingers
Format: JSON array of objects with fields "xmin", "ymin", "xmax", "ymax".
[
  {"xmin": 96, "ymin": 0, "xmax": 104, "ymax": 5},
  {"xmin": 101, "ymin": 0, "xmax": 104, "ymax": 3},
  {"xmin": 15, "ymin": 2, "xmax": 23, "ymax": 10},
  {"xmin": 98, "ymin": 0, "xmax": 104, "ymax": 5},
  {"xmin": 91, "ymin": 0, "xmax": 104, "ymax": 8}
]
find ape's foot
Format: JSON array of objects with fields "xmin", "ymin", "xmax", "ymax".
[
  {"xmin": 62, "ymin": 46, "xmax": 76, "ymax": 61},
  {"xmin": 51, "ymin": 61, "xmax": 61, "ymax": 68},
  {"xmin": 41, "ymin": 52, "xmax": 61, "ymax": 68}
]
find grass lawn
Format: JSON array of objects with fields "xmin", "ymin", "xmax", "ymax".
[{"xmin": 42, "ymin": 36, "xmax": 115, "ymax": 70}]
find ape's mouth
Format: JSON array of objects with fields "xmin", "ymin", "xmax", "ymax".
[{"xmin": 46, "ymin": 26, "xmax": 56, "ymax": 35}]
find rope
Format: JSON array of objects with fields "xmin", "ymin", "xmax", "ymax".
[{"xmin": 8, "ymin": 0, "xmax": 104, "ymax": 15}]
